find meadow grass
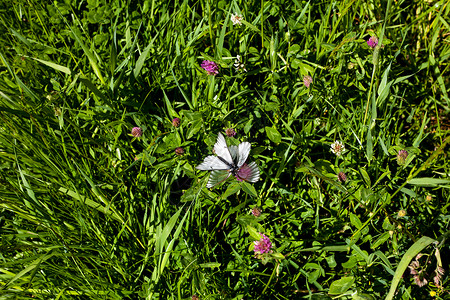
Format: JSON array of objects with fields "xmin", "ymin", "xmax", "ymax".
[{"xmin": 0, "ymin": 0, "xmax": 449, "ymax": 299}]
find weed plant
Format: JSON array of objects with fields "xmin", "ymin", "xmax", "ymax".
[{"xmin": 0, "ymin": 0, "xmax": 449, "ymax": 299}]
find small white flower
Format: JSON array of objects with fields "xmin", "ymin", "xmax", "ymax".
[
  {"xmin": 314, "ymin": 118, "xmax": 321, "ymax": 127},
  {"xmin": 231, "ymin": 13, "xmax": 243, "ymax": 26},
  {"xmin": 234, "ymin": 55, "xmax": 247, "ymax": 72},
  {"xmin": 330, "ymin": 140, "xmax": 345, "ymax": 156}
]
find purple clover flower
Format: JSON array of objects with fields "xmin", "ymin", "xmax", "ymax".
[
  {"xmin": 397, "ymin": 149, "xmax": 408, "ymax": 165},
  {"xmin": 337, "ymin": 171, "xmax": 347, "ymax": 183},
  {"xmin": 251, "ymin": 207, "xmax": 262, "ymax": 217},
  {"xmin": 131, "ymin": 127, "xmax": 143, "ymax": 138},
  {"xmin": 225, "ymin": 128, "xmax": 236, "ymax": 137},
  {"xmin": 175, "ymin": 147, "xmax": 184, "ymax": 155},
  {"xmin": 253, "ymin": 233, "xmax": 272, "ymax": 255},
  {"xmin": 303, "ymin": 75, "xmax": 313, "ymax": 88},
  {"xmin": 367, "ymin": 36, "xmax": 378, "ymax": 48},
  {"xmin": 201, "ymin": 60, "xmax": 219, "ymax": 76},
  {"xmin": 172, "ymin": 118, "xmax": 181, "ymax": 127}
]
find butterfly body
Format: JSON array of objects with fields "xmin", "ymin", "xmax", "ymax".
[{"xmin": 196, "ymin": 133, "xmax": 260, "ymax": 188}]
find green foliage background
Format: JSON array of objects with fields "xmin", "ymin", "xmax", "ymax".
[{"xmin": 0, "ymin": 0, "xmax": 449, "ymax": 299}]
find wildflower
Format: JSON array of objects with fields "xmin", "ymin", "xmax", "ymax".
[
  {"xmin": 251, "ymin": 207, "xmax": 262, "ymax": 217},
  {"xmin": 426, "ymin": 194, "xmax": 433, "ymax": 201},
  {"xmin": 314, "ymin": 117, "xmax": 321, "ymax": 127},
  {"xmin": 175, "ymin": 147, "xmax": 184, "ymax": 155},
  {"xmin": 225, "ymin": 128, "xmax": 236, "ymax": 137},
  {"xmin": 234, "ymin": 55, "xmax": 247, "ymax": 72},
  {"xmin": 231, "ymin": 13, "xmax": 243, "ymax": 26},
  {"xmin": 330, "ymin": 140, "xmax": 345, "ymax": 156},
  {"xmin": 172, "ymin": 118, "xmax": 181, "ymax": 127},
  {"xmin": 408, "ymin": 259, "xmax": 420, "ymax": 272},
  {"xmin": 430, "ymin": 290, "xmax": 436, "ymax": 297},
  {"xmin": 131, "ymin": 127, "xmax": 143, "ymax": 138},
  {"xmin": 436, "ymin": 266, "xmax": 445, "ymax": 277},
  {"xmin": 254, "ymin": 233, "xmax": 272, "ymax": 255},
  {"xmin": 433, "ymin": 275, "xmax": 441, "ymax": 287},
  {"xmin": 303, "ymin": 75, "xmax": 313, "ymax": 88},
  {"xmin": 337, "ymin": 171, "xmax": 347, "ymax": 183},
  {"xmin": 414, "ymin": 272, "xmax": 428, "ymax": 287},
  {"xmin": 201, "ymin": 60, "xmax": 219, "ymax": 76},
  {"xmin": 367, "ymin": 36, "xmax": 378, "ymax": 48},
  {"xmin": 408, "ymin": 257, "xmax": 431, "ymax": 288},
  {"xmin": 433, "ymin": 266, "xmax": 445, "ymax": 287},
  {"xmin": 397, "ymin": 150, "xmax": 408, "ymax": 165},
  {"xmin": 398, "ymin": 209, "xmax": 407, "ymax": 217}
]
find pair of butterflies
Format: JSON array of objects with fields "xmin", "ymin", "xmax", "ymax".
[{"xmin": 196, "ymin": 133, "xmax": 260, "ymax": 188}]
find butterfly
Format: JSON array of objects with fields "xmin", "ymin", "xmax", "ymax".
[{"xmin": 196, "ymin": 133, "xmax": 260, "ymax": 188}]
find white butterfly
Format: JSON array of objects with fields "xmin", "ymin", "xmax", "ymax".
[{"xmin": 196, "ymin": 133, "xmax": 260, "ymax": 188}]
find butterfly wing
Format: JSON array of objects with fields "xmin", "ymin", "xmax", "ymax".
[
  {"xmin": 236, "ymin": 161, "xmax": 260, "ymax": 183},
  {"xmin": 245, "ymin": 162, "xmax": 260, "ymax": 182},
  {"xmin": 229, "ymin": 141, "xmax": 251, "ymax": 168},
  {"xmin": 236, "ymin": 142, "xmax": 251, "ymax": 167},
  {"xmin": 197, "ymin": 133, "xmax": 257, "ymax": 187},
  {"xmin": 213, "ymin": 133, "xmax": 233, "ymax": 166},
  {"xmin": 207, "ymin": 170, "xmax": 231, "ymax": 188},
  {"xmin": 228, "ymin": 145, "xmax": 239, "ymax": 163},
  {"xmin": 196, "ymin": 156, "xmax": 230, "ymax": 170}
]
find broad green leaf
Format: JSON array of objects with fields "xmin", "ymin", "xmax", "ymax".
[
  {"xmin": 371, "ymin": 232, "xmax": 390, "ymax": 249},
  {"xmin": 271, "ymin": 252, "xmax": 285, "ymax": 260},
  {"xmin": 241, "ymin": 19, "xmax": 260, "ymax": 32},
  {"xmin": 407, "ymin": 177, "xmax": 450, "ymax": 186},
  {"xmin": 325, "ymin": 255, "xmax": 337, "ymax": 268},
  {"xmin": 31, "ymin": 57, "xmax": 71, "ymax": 75},
  {"xmin": 265, "ymin": 127, "xmax": 282, "ymax": 143},
  {"xmin": 199, "ymin": 262, "xmax": 221, "ymax": 269},
  {"xmin": 288, "ymin": 44, "xmax": 300, "ymax": 55},
  {"xmin": 247, "ymin": 225, "xmax": 262, "ymax": 240},
  {"xmin": 328, "ymin": 276, "xmax": 355, "ymax": 295},
  {"xmin": 241, "ymin": 181, "xmax": 258, "ymax": 197},
  {"xmin": 373, "ymin": 250, "xmax": 393, "ymax": 271},
  {"xmin": 350, "ymin": 213, "xmax": 363, "ymax": 229},
  {"xmin": 351, "ymin": 244, "xmax": 369, "ymax": 264},
  {"xmin": 222, "ymin": 181, "xmax": 241, "ymax": 198},
  {"xmin": 353, "ymin": 293, "xmax": 376, "ymax": 300},
  {"xmin": 342, "ymin": 256, "xmax": 358, "ymax": 269},
  {"xmin": 359, "ymin": 168, "xmax": 371, "ymax": 187},
  {"xmin": 134, "ymin": 43, "xmax": 152, "ymax": 78}
]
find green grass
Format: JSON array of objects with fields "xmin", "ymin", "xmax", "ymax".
[{"xmin": 0, "ymin": 0, "xmax": 449, "ymax": 299}]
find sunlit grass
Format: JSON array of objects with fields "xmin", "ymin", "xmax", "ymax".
[{"xmin": 0, "ymin": 0, "xmax": 449, "ymax": 299}]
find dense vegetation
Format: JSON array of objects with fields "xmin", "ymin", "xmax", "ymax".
[{"xmin": 1, "ymin": 0, "xmax": 449, "ymax": 299}]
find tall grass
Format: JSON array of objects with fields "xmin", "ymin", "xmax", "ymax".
[{"xmin": 1, "ymin": 0, "xmax": 449, "ymax": 299}]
